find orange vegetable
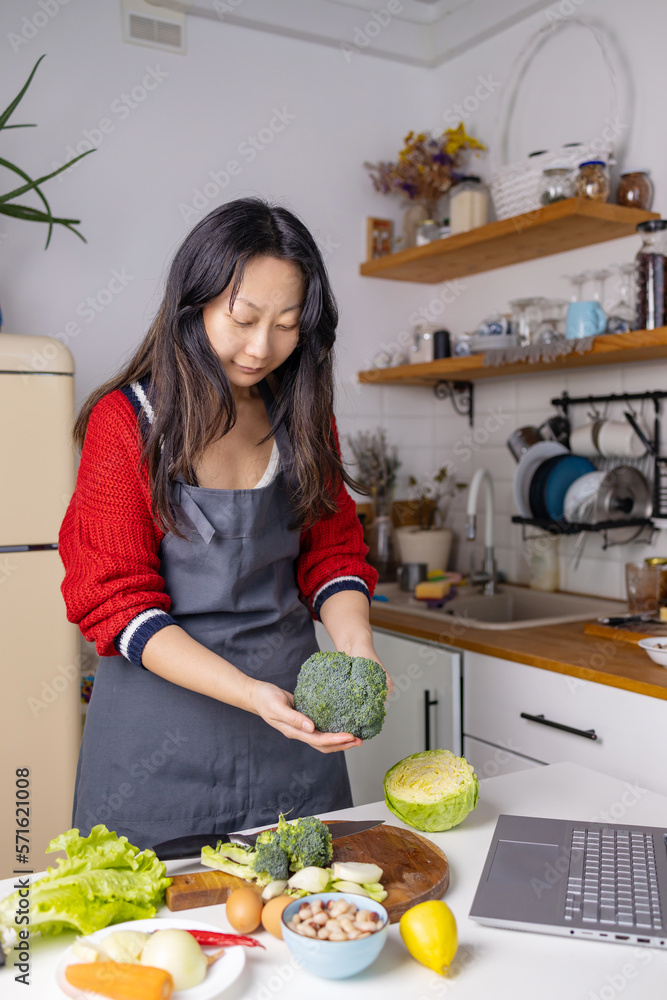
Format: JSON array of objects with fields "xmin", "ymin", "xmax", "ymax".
[{"xmin": 65, "ymin": 962, "xmax": 173, "ymax": 1000}]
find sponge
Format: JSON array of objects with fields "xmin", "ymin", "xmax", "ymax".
[{"xmin": 415, "ymin": 579, "xmax": 452, "ymax": 600}]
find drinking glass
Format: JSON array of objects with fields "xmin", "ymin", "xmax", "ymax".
[
  {"xmin": 606, "ymin": 263, "xmax": 636, "ymax": 334},
  {"xmin": 625, "ymin": 562, "xmax": 661, "ymax": 614},
  {"xmin": 509, "ymin": 297, "xmax": 547, "ymax": 346}
]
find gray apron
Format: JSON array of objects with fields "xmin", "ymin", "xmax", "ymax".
[{"xmin": 73, "ymin": 382, "xmax": 352, "ymax": 848}]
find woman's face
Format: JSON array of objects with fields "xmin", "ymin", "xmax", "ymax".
[{"xmin": 202, "ymin": 255, "xmax": 305, "ymax": 390}]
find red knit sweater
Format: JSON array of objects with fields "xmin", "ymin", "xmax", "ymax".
[{"xmin": 59, "ymin": 386, "xmax": 377, "ymax": 664}]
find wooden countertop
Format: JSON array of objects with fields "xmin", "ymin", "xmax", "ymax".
[{"xmin": 369, "ymin": 604, "xmax": 667, "ymax": 701}]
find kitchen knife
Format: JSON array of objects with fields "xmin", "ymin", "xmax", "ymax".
[{"xmin": 150, "ymin": 818, "xmax": 385, "ymax": 861}]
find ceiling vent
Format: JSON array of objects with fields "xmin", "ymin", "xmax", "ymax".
[{"xmin": 122, "ymin": 0, "xmax": 186, "ymax": 53}]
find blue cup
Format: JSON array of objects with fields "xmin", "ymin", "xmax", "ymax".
[{"xmin": 565, "ymin": 301, "xmax": 607, "ymax": 340}]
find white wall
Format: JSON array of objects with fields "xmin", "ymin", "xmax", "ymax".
[{"xmin": 2, "ymin": 0, "xmax": 666, "ymax": 599}]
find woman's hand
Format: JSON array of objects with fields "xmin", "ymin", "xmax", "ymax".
[{"xmin": 251, "ymin": 680, "xmax": 363, "ymax": 754}]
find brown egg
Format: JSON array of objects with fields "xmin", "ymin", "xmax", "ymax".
[
  {"xmin": 261, "ymin": 894, "xmax": 292, "ymax": 939},
  {"xmin": 226, "ymin": 887, "xmax": 263, "ymax": 934}
]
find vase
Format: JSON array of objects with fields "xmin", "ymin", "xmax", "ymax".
[
  {"xmin": 394, "ymin": 527, "xmax": 453, "ymax": 574},
  {"xmin": 402, "ymin": 202, "xmax": 432, "ymax": 249}
]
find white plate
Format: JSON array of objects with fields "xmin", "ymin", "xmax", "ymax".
[
  {"xmin": 55, "ymin": 917, "xmax": 246, "ymax": 999},
  {"xmin": 513, "ymin": 441, "xmax": 568, "ymax": 517}
]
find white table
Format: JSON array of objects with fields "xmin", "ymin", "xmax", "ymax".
[{"xmin": 2, "ymin": 763, "xmax": 667, "ymax": 999}]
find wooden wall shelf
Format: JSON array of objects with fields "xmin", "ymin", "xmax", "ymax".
[
  {"xmin": 358, "ymin": 328, "xmax": 667, "ymax": 385},
  {"xmin": 359, "ymin": 200, "xmax": 658, "ymax": 284}
]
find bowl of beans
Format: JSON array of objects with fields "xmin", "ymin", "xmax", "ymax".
[
  {"xmin": 638, "ymin": 637, "xmax": 667, "ymax": 667},
  {"xmin": 280, "ymin": 892, "xmax": 389, "ymax": 979}
]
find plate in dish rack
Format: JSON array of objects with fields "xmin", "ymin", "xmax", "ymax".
[
  {"xmin": 55, "ymin": 917, "xmax": 245, "ymax": 999},
  {"xmin": 513, "ymin": 441, "xmax": 568, "ymax": 518}
]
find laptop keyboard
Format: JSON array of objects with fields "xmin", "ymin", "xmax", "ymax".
[{"xmin": 565, "ymin": 827, "xmax": 663, "ymax": 930}]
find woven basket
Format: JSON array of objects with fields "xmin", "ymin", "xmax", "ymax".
[{"xmin": 490, "ymin": 18, "xmax": 620, "ymax": 221}]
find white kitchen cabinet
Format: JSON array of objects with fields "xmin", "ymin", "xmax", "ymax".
[
  {"xmin": 314, "ymin": 623, "xmax": 461, "ymax": 806},
  {"xmin": 464, "ymin": 650, "xmax": 667, "ymax": 797},
  {"xmin": 463, "ymin": 735, "xmax": 541, "ymax": 779}
]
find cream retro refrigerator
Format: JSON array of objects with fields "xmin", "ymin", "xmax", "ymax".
[{"xmin": 0, "ymin": 334, "xmax": 80, "ymax": 878}]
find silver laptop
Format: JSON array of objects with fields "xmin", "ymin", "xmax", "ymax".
[{"xmin": 469, "ymin": 814, "xmax": 667, "ymax": 948}]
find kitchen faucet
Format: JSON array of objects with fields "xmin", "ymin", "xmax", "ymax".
[{"xmin": 466, "ymin": 467, "xmax": 497, "ymax": 596}]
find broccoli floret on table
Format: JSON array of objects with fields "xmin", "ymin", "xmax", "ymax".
[
  {"xmin": 277, "ymin": 814, "xmax": 333, "ymax": 872},
  {"xmin": 253, "ymin": 830, "xmax": 290, "ymax": 881},
  {"xmin": 293, "ymin": 650, "xmax": 387, "ymax": 741}
]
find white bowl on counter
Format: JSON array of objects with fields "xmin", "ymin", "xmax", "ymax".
[{"xmin": 638, "ymin": 637, "xmax": 667, "ymax": 667}]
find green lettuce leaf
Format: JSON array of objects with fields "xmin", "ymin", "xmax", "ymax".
[{"xmin": 0, "ymin": 825, "xmax": 171, "ymax": 942}]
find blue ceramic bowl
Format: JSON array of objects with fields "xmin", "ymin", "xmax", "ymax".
[{"xmin": 281, "ymin": 892, "xmax": 389, "ymax": 979}]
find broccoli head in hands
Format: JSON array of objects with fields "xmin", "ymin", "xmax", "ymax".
[{"xmin": 293, "ymin": 651, "xmax": 387, "ymax": 741}]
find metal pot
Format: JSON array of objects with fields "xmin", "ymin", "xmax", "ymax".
[
  {"xmin": 507, "ymin": 425, "xmax": 544, "ymax": 462},
  {"xmin": 593, "ymin": 466, "xmax": 652, "ymax": 521},
  {"xmin": 566, "ymin": 466, "xmax": 652, "ymax": 524}
]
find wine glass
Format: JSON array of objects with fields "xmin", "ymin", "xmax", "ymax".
[
  {"xmin": 606, "ymin": 263, "xmax": 636, "ymax": 333},
  {"xmin": 592, "ymin": 268, "xmax": 612, "ymax": 309},
  {"xmin": 533, "ymin": 299, "xmax": 569, "ymax": 345},
  {"xmin": 563, "ymin": 271, "xmax": 588, "ymax": 302}
]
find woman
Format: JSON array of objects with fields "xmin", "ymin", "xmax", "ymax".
[{"xmin": 60, "ymin": 197, "xmax": 390, "ymax": 849}]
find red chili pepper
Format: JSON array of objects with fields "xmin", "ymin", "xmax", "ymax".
[{"xmin": 186, "ymin": 929, "xmax": 265, "ymax": 949}]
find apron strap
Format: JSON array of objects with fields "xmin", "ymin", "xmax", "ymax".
[{"xmin": 173, "ymin": 481, "xmax": 216, "ymax": 544}]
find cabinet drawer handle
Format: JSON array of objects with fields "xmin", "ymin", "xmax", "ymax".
[
  {"xmin": 424, "ymin": 689, "xmax": 438, "ymax": 751},
  {"xmin": 520, "ymin": 712, "xmax": 598, "ymax": 741}
]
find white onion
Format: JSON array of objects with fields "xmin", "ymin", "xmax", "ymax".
[
  {"xmin": 140, "ymin": 929, "xmax": 207, "ymax": 990},
  {"xmin": 331, "ymin": 861, "xmax": 383, "ymax": 884}
]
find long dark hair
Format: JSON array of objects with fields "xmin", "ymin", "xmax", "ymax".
[{"xmin": 74, "ymin": 197, "xmax": 361, "ymax": 534}]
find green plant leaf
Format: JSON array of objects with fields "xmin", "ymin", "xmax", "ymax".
[
  {"xmin": 0, "ymin": 149, "xmax": 95, "ymax": 205},
  {"xmin": 1, "ymin": 123, "xmax": 37, "ymax": 130},
  {"xmin": 0, "ymin": 54, "xmax": 46, "ymax": 131},
  {"xmin": 0, "ymin": 155, "xmax": 56, "ymax": 246},
  {"xmin": 0, "ymin": 203, "xmax": 86, "ymax": 243}
]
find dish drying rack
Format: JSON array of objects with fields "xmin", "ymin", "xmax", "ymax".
[{"xmin": 511, "ymin": 390, "xmax": 667, "ymax": 548}]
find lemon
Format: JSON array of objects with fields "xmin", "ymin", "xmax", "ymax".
[{"xmin": 399, "ymin": 900, "xmax": 458, "ymax": 975}]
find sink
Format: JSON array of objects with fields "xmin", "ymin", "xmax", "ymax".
[{"xmin": 373, "ymin": 582, "xmax": 627, "ymax": 630}]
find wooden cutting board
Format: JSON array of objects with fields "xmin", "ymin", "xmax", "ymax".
[
  {"xmin": 166, "ymin": 823, "xmax": 449, "ymax": 923},
  {"xmin": 584, "ymin": 621, "xmax": 667, "ymax": 645}
]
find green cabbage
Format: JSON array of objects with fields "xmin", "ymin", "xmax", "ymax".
[{"xmin": 383, "ymin": 749, "xmax": 479, "ymax": 832}]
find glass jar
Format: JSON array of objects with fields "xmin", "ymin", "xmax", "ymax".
[
  {"xmin": 539, "ymin": 165, "xmax": 574, "ymax": 206},
  {"xmin": 645, "ymin": 556, "xmax": 667, "ymax": 605},
  {"xmin": 449, "ymin": 176, "xmax": 489, "ymax": 234},
  {"xmin": 416, "ymin": 219, "xmax": 441, "ymax": 246},
  {"xmin": 575, "ymin": 160, "xmax": 610, "ymax": 202},
  {"xmin": 617, "ymin": 170, "xmax": 654, "ymax": 211},
  {"xmin": 635, "ymin": 219, "xmax": 667, "ymax": 330}
]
